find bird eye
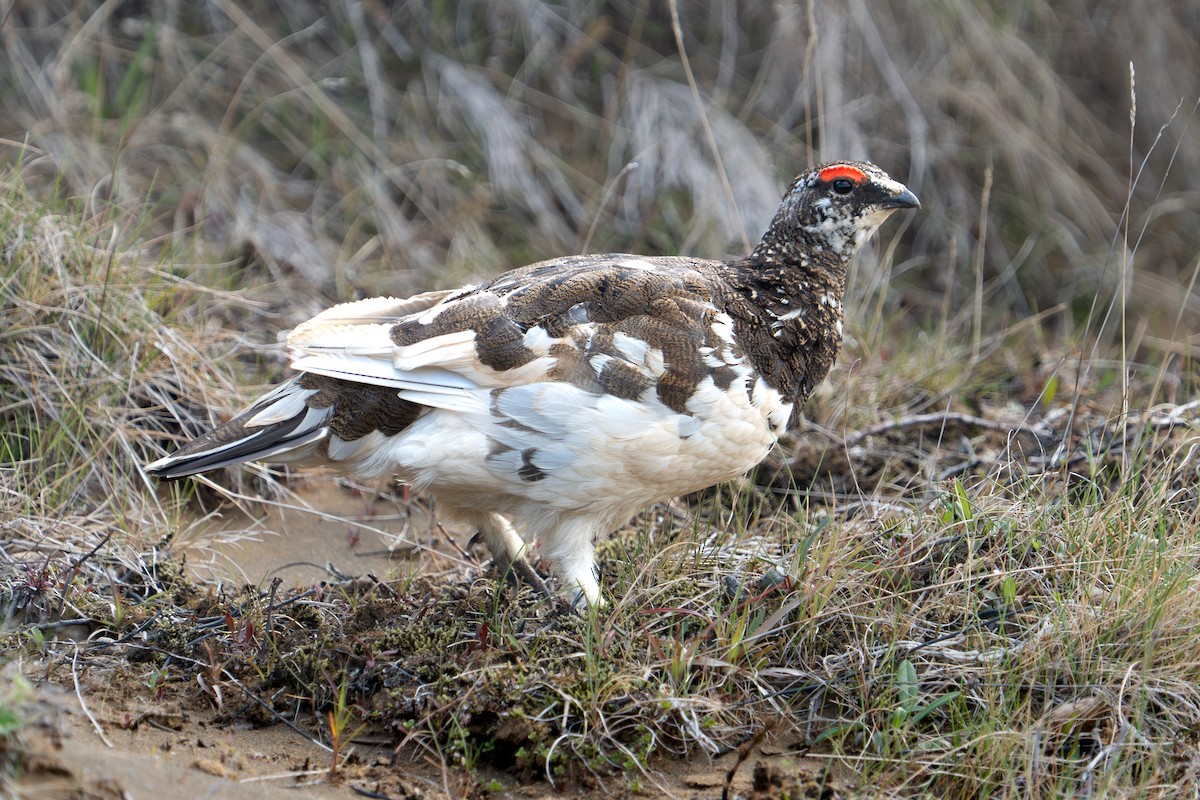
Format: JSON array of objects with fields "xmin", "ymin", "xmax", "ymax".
[{"xmin": 832, "ymin": 178, "xmax": 854, "ymax": 195}]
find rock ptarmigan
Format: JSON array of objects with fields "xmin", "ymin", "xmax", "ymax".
[{"xmin": 146, "ymin": 161, "xmax": 919, "ymax": 607}]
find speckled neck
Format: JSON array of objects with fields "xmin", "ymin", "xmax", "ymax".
[{"xmin": 717, "ymin": 233, "xmax": 848, "ymax": 423}]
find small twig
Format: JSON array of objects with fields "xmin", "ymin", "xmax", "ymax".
[
  {"xmin": 667, "ymin": 0, "xmax": 749, "ymax": 253},
  {"xmin": 31, "ymin": 617, "xmax": 92, "ymax": 631},
  {"xmin": 88, "ymin": 225, "xmax": 121, "ymax": 356},
  {"xmin": 971, "ymin": 156, "xmax": 993, "ymax": 362},
  {"xmin": 844, "ymin": 411, "xmax": 1041, "ymax": 448},
  {"xmin": 72, "ymin": 645, "xmax": 113, "ymax": 749},
  {"xmin": 220, "ymin": 667, "xmax": 333, "ymax": 753},
  {"xmin": 96, "ymin": 610, "xmax": 165, "ymax": 646},
  {"xmin": 936, "ymin": 457, "xmax": 983, "ymax": 482},
  {"xmin": 365, "ymin": 572, "xmax": 397, "ymax": 598},
  {"xmin": 263, "ymin": 584, "xmax": 322, "ymax": 613},
  {"xmin": 258, "ymin": 577, "xmax": 282, "ymax": 663},
  {"xmin": 55, "ymin": 530, "xmax": 114, "ymax": 620},
  {"xmin": 1142, "ymin": 399, "xmax": 1200, "ymax": 428},
  {"xmin": 143, "ymin": 716, "xmax": 181, "ymax": 734},
  {"xmin": 721, "ymin": 721, "xmax": 773, "ymax": 800},
  {"xmin": 239, "ymin": 769, "xmax": 333, "ymax": 785},
  {"xmin": 581, "ymin": 159, "xmax": 640, "ymax": 254},
  {"xmin": 184, "ymin": 585, "xmax": 323, "ymax": 648}
]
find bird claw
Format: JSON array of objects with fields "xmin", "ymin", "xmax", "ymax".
[{"xmin": 504, "ymin": 553, "xmax": 554, "ymax": 601}]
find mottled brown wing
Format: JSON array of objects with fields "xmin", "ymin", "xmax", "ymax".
[{"xmin": 373, "ymin": 255, "xmax": 742, "ymax": 411}]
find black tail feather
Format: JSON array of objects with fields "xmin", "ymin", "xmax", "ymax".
[{"xmin": 144, "ymin": 378, "xmax": 329, "ymax": 479}]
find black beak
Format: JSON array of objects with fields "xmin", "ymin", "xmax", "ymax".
[{"xmin": 882, "ymin": 186, "xmax": 921, "ymax": 210}]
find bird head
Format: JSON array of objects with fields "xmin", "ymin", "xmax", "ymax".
[{"xmin": 755, "ymin": 161, "xmax": 920, "ymax": 266}]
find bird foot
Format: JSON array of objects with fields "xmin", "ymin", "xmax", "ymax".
[
  {"xmin": 504, "ymin": 553, "xmax": 554, "ymax": 601},
  {"xmin": 468, "ymin": 530, "xmax": 597, "ymax": 612},
  {"xmin": 502, "ymin": 559, "xmax": 603, "ymax": 616}
]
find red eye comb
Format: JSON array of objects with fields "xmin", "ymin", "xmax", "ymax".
[{"xmin": 817, "ymin": 165, "xmax": 867, "ymax": 184}]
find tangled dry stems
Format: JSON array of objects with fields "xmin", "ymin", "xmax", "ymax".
[{"xmin": 2, "ymin": 2, "xmax": 1197, "ymax": 324}]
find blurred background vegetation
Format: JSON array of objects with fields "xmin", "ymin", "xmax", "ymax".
[{"xmin": 2, "ymin": 0, "xmax": 1197, "ymax": 342}]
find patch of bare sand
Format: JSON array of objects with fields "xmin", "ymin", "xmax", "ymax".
[
  {"xmin": 9, "ymin": 671, "xmax": 442, "ymax": 799},
  {"xmin": 181, "ymin": 479, "xmax": 449, "ymax": 589}
]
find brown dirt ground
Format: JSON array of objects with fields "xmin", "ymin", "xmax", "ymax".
[{"xmin": 12, "ymin": 479, "xmax": 852, "ymax": 800}]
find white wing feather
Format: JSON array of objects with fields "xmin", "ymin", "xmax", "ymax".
[
  {"xmin": 290, "ymin": 290, "xmax": 459, "ymax": 332},
  {"xmin": 286, "ymin": 291, "xmax": 565, "ymax": 408},
  {"xmin": 282, "ymin": 283, "xmax": 562, "ymax": 418}
]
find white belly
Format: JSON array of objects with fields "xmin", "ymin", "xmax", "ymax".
[{"xmin": 346, "ymin": 374, "xmax": 789, "ymax": 518}]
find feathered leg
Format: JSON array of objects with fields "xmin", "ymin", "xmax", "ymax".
[{"xmin": 538, "ymin": 514, "xmax": 605, "ymax": 609}]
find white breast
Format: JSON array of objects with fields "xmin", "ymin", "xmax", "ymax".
[{"xmin": 347, "ymin": 371, "xmax": 786, "ymax": 520}]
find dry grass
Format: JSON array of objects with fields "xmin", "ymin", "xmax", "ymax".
[
  {"xmin": 2, "ymin": 2, "xmax": 1200, "ymax": 798},
  {"xmin": 0, "ymin": 169, "xmax": 251, "ymax": 627},
  {"xmin": 1, "ymin": 2, "xmax": 1196, "ymax": 323}
]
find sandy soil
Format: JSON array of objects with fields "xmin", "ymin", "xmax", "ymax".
[
  {"xmin": 11, "ymin": 479, "xmax": 849, "ymax": 799},
  {"xmin": 182, "ymin": 479, "xmax": 440, "ymax": 590},
  {"xmin": 12, "ymin": 683, "xmax": 834, "ymax": 800}
]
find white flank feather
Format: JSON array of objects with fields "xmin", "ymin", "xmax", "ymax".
[
  {"xmin": 611, "ymin": 332, "xmax": 650, "ymax": 364},
  {"xmin": 391, "ymin": 329, "xmax": 478, "ymax": 370},
  {"xmin": 395, "ymin": 388, "xmax": 485, "ymax": 413},
  {"xmin": 710, "ymin": 312, "xmax": 737, "ymax": 345},
  {"xmin": 390, "ymin": 366, "xmax": 480, "ymax": 392},
  {"xmin": 590, "ymin": 395, "xmax": 674, "ymax": 439},
  {"xmin": 245, "ymin": 388, "xmax": 317, "ymax": 428},
  {"xmin": 390, "ymin": 331, "xmax": 556, "ymax": 388},
  {"xmin": 521, "ymin": 325, "xmax": 553, "ymax": 355},
  {"xmin": 684, "ymin": 377, "xmax": 730, "ymax": 417},
  {"xmin": 327, "ymin": 430, "xmax": 387, "ymax": 462},
  {"xmin": 292, "ymin": 291, "xmax": 456, "ymax": 332},
  {"xmin": 644, "ymin": 346, "xmax": 666, "ymax": 375},
  {"xmin": 287, "ymin": 322, "xmax": 395, "ymax": 355},
  {"xmin": 290, "ymin": 353, "xmax": 408, "ymax": 386},
  {"xmin": 480, "ymin": 357, "xmax": 557, "ymax": 385},
  {"xmin": 492, "ymin": 383, "xmax": 589, "ymax": 436}
]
